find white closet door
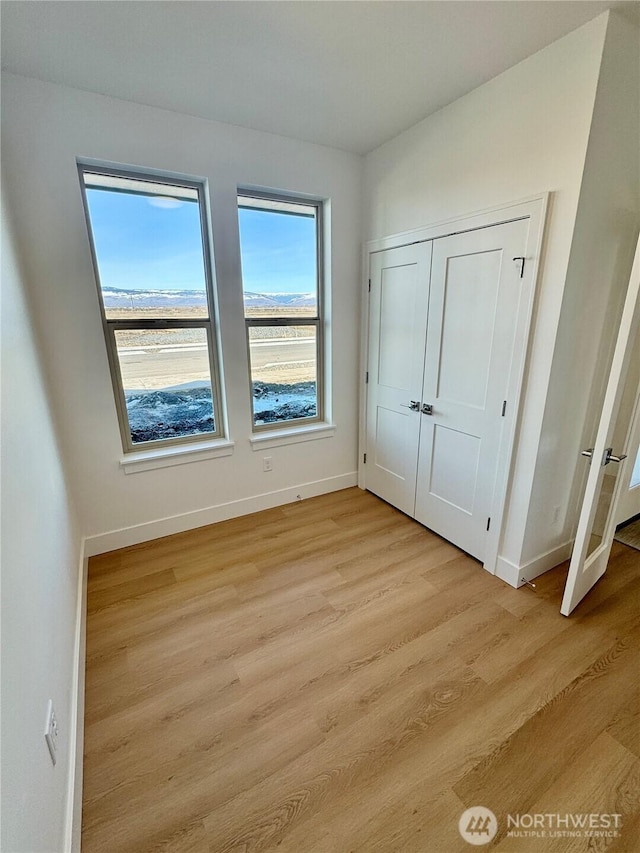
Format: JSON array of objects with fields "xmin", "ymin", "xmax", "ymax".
[
  {"xmin": 365, "ymin": 243, "xmax": 431, "ymax": 515},
  {"xmin": 414, "ymin": 219, "xmax": 529, "ymax": 560}
]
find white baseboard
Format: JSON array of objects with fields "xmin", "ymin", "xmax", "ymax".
[
  {"xmin": 84, "ymin": 472, "xmax": 359, "ymax": 557},
  {"xmin": 495, "ymin": 540, "xmax": 574, "ymax": 588},
  {"xmin": 65, "ymin": 544, "xmax": 88, "ymax": 852}
]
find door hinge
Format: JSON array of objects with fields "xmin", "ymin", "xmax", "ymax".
[
  {"xmin": 501, "ymin": 400, "xmax": 507, "ymax": 417},
  {"xmin": 365, "ymin": 371, "xmax": 369, "ymax": 384},
  {"xmin": 368, "ymin": 279, "xmax": 371, "ymax": 293},
  {"xmin": 486, "ymin": 517, "xmax": 491, "ymax": 531},
  {"xmin": 363, "ymin": 453, "xmax": 367, "ymax": 464}
]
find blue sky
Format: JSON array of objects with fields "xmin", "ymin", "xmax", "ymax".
[
  {"xmin": 238, "ymin": 207, "xmax": 316, "ymax": 294},
  {"xmin": 86, "ymin": 189, "xmax": 316, "ymax": 295}
]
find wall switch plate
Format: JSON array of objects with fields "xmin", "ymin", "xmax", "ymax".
[
  {"xmin": 44, "ymin": 699, "xmax": 58, "ymax": 765},
  {"xmin": 263, "ymin": 456, "xmax": 273, "ymax": 472}
]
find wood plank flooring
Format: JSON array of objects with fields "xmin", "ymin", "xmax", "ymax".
[
  {"xmin": 616, "ymin": 516, "xmax": 640, "ymax": 551},
  {"xmin": 82, "ymin": 487, "xmax": 640, "ymax": 852}
]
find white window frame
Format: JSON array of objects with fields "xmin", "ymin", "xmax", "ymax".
[
  {"xmin": 238, "ymin": 189, "xmax": 325, "ymax": 433},
  {"xmin": 78, "ymin": 162, "xmax": 226, "ymax": 454}
]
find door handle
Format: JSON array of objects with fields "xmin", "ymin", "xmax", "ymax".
[
  {"xmin": 582, "ymin": 447, "xmax": 628, "ymax": 465},
  {"xmin": 421, "ymin": 403, "xmax": 433, "ymax": 415},
  {"xmin": 604, "ymin": 448, "xmax": 627, "ymax": 465},
  {"xmin": 513, "ymin": 256, "xmax": 526, "ymax": 278},
  {"xmin": 400, "ymin": 401, "xmax": 420, "ymax": 411}
]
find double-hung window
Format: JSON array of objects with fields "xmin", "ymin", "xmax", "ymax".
[
  {"xmin": 237, "ymin": 192, "xmax": 324, "ymax": 430},
  {"xmin": 79, "ymin": 165, "xmax": 224, "ymax": 452}
]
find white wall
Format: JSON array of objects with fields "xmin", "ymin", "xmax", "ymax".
[
  {"xmin": 540, "ymin": 13, "xmax": 640, "ymax": 554},
  {"xmin": 364, "ymin": 14, "xmax": 615, "ymax": 575},
  {"xmin": 1, "ymin": 192, "xmax": 83, "ymax": 852},
  {"xmin": 1, "ymin": 75, "xmax": 363, "ymax": 550},
  {"xmin": 534, "ymin": 11, "xmax": 640, "ymax": 563}
]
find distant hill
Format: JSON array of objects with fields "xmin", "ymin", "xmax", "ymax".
[
  {"xmin": 102, "ymin": 287, "xmax": 315, "ymax": 309},
  {"xmin": 243, "ymin": 291, "xmax": 317, "ymax": 308},
  {"xmin": 102, "ymin": 287, "xmax": 206, "ymax": 308}
]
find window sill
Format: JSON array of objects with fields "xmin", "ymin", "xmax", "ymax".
[
  {"xmin": 249, "ymin": 423, "xmax": 336, "ymax": 450},
  {"xmin": 120, "ymin": 438, "xmax": 235, "ymax": 474}
]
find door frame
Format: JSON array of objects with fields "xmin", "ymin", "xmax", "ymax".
[
  {"xmin": 615, "ymin": 333, "xmax": 640, "ymax": 525},
  {"xmin": 358, "ymin": 194, "xmax": 549, "ymax": 575},
  {"xmin": 616, "ymin": 380, "xmax": 640, "ymax": 524}
]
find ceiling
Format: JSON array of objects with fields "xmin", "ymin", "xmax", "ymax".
[{"xmin": 1, "ymin": 1, "xmax": 637, "ymax": 154}]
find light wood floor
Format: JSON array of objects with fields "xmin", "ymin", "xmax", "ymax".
[
  {"xmin": 82, "ymin": 487, "xmax": 640, "ymax": 853},
  {"xmin": 616, "ymin": 516, "xmax": 640, "ymax": 552}
]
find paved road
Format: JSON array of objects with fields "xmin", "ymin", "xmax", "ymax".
[{"xmin": 119, "ymin": 338, "xmax": 316, "ymax": 389}]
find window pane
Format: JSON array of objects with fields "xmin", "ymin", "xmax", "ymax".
[
  {"xmin": 238, "ymin": 199, "xmax": 318, "ymax": 319},
  {"xmin": 83, "ymin": 172, "xmax": 209, "ymax": 320},
  {"xmin": 249, "ymin": 326, "xmax": 318, "ymax": 426},
  {"xmin": 114, "ymin": 328, "xmax": 215, "ymax": 445}
]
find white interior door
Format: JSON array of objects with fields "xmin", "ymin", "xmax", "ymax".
[
  {"xmin": 365, "ymin": 243, "xmax": 431, "ymax": 515},
  {"xmin": 561, "ymin": 234, "xmax": 640, "ymax": 616},
  {"xmin": 414, "ymin": 219, "xmax": 529, "ymax": 561}
]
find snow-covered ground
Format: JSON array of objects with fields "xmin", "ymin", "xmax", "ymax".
[
  {"xmin": 126, "ymin": 387, "xmax": 214, "ymax": 443},
  {"xmin": 252, "ymin": 382, "xmax": 317, "ymax": 425},
  {"xmin": 125, "ymin": 381, "xmax": 317, "ymax": 443}
]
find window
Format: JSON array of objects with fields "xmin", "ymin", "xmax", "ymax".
[
  {"xmin": 238, "ymin": 192, "xmax": 324, "ymax": 430},
  {"xmin": 79, "ymin": 165, "xmax": 224, "ymax": 452}
]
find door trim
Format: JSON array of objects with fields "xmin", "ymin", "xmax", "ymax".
[
  {"xmin": 616, "ymin": 378, "xmax": 640, "ymax": 524},
  {"xmin": 359, "ymin": 194, "xmax": 549, "ymax": 576},
  {"xmin": 365, "ymin": 193, "xmax": 549, "ymax": 255}
]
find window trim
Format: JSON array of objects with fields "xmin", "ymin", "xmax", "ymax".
[
  {"xmin": 238, "ymin": 189, "xmax": 325, "ymax": 432},
  {"xmin": 78, "ymin": 161, "xmax": 226, "ymax": 454},
  {"xmin": 119, "ymin": 437, "xmax": 235, "ymax": 475}
]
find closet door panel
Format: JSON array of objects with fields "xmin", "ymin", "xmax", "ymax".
[
  {"xmin": 365, "ymin": 243, "xmax": 431, "ymax": 516},
  {"xmin": 415, "ymin": 219, "xmax": 529, "ymax": 560}
]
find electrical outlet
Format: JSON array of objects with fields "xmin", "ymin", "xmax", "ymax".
[
  {"xmin": 44, "ymin": 700, "xmax": 58, "ymax": 765},
  {"xmin": 552, "ymin": 505, "xmax": 561, "ymax": 526},
  {"xmin": 263, "ymin": 456, "xmax": 273, "ymax": 472}
]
